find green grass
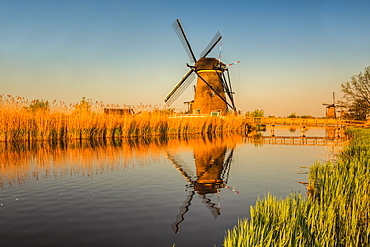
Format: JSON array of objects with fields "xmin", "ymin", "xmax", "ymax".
[{"xmin": 224, "ymin": 128, "xmax": 370, "ymax": 247}]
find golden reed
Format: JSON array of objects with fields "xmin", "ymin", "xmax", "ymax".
[{"xmin": 0, "ymin": 95, "xmax": 246, "ymax": 142}]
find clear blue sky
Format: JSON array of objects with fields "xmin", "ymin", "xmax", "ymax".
[{"xmin": 1, "ymin": 0, "xmax": 369, "ymax": 117}]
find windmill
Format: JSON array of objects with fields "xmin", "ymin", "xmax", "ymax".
[
  {"xmin": 322, "ymin": 92, "xmax": 346, "ymax": 119},
  {"xmin": 164, "ymin": 19, "xmax": 237, "ymax": 116},
  {"xmin": 166, "ymin": 145, "xmax": 235, "ymax": 233}
]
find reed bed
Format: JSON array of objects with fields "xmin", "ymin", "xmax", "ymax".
[
  {"xmin": 0, "ymin": 95, "xmax": 245, "ymax": 142},
  {"xmin": 224, "ymin": 128, "xmax": 370, "ymax": 246}
]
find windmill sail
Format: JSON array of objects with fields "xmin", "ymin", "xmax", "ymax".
[
  {"xmin": 200, "ymin": 194, "xmax": 220, "ymax": 219},
  {"xmin": 220, "ymin": 149, "xmax": 234, "ymax": 183},
  {"xmin": 223, "ymin": 70, "xmax": 236, "ymax": 111},
  {"xmin": 165, "ymin": 152, "xmax": 195, "ymax": 182},
  {"xmin": 164, "ymin": 69, "xmax": 196, "ymax": 106},
  {"xmin": 200, "ymin": 31, "xmax": 222, "ymax": 58},
  {"xmin": 172, "ymin": 19, "xmax": 197, "ymax": 64},
  {"xmin": 171, "ymin": 190, "xmax": 195, "ymax": 233}
]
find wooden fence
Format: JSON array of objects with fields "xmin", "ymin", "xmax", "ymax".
[{"xmin": 243, "ymin": 117, "xmax": 367, "ymax": 127}]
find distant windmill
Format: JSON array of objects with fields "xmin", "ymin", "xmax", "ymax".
[
  {"xmin": 322, "ymin": 92, "xmax": 346, "ymax": 119},
  {"xmin": 164, "ymin": 19, "xmax": 238, "ymax": 115}
]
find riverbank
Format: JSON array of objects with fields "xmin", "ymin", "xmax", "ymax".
[
  {"xmin": 0, "ymin": 96, "xmax": 245, "ymax": 142},
  {"xmin": 223, "ymin": 128, "xmax": 370, "ymax": 246}
]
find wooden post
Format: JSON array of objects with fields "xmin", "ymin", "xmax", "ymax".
[
  {"xmin": 300, "ymin": 125, "xmax": 306, "ymax": 137},
  {"xmin": 270, "ymin": 125, "xmax": 275, "ymax": 137}
]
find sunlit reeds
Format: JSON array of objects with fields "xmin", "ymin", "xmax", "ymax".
[
  {"xmin": 224, "ymin": 128, "xmax": 370, "ymax": 246},
  {"xmin": 0, "ymin": 95, "xmax": 245, "ymax": 142}
]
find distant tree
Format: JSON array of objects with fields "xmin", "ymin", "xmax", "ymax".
[
  {"xmin": 28, "ymin": 99, "xmax": 50, "ymax": 113},
  {"xmin": 342, "ymin": 98, "xmax": 369, "ymax": 120},
  {"xmin": 250, "ymin": 109, "xmax": 264, "ymax": 117},
  {"xmin": 341, "ymin": 66, "xmax": 370, "ymax": 120},
  {"xmin": 300, "ymin": 115, "xmax": 313, "ymax": 118},
  {"xmin": 287, "ymin": 113, "xmax": 313, "ymax": 118},
  {"xmin": 74, "ymin": 97, "xmax": 92, "ymax": 113},
  {"xmin": 287, "ymin": 113, "xmax": 297, "ymax": 118}
]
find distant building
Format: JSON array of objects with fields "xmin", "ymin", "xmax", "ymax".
[{"xmin": 104, "ymin": 108, "xmax": 135, "ymax": 116}]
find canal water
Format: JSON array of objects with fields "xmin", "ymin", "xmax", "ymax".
[{"xmin": 0, "ymin": 127, "xmax": 344, "ymax": 247}]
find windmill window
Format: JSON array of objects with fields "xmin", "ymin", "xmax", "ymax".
[{"xmin": 211, "ymin": 111, "xmax": 220, "ymax": 117}]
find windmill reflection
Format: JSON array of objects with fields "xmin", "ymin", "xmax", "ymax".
[{"xmin": 166, "ymin": 141, "xmax": 235, "ymax": 233}]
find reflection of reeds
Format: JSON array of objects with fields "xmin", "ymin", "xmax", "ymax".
[
  {"xmin": 224, "ymin": 128, "xmax": 370, "ymax": 246},
  {"xmin": 0, "ymin": 134, "xmax": 243, "ymax": 189},
  {"xmin": 0, "ymin": 95, "xmax": 245, "ymax": 142}
]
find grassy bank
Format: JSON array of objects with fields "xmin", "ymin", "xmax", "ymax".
[
  {"xmin": 0, "ymin": 95, "xmax": 245, "ymax": 142},
  {"xmin": 224, "ymin": 128, "xmax": 370, "ymax": 246}
]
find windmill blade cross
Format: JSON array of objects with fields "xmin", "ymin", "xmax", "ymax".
[{"xmin": 172, "ymin": 19, "xmax": 197, "ymax": 64}]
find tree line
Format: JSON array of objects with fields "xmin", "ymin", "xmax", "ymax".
[{"xmin": 341, "ymin": 66, "xmax": 370, "ymax": 120}]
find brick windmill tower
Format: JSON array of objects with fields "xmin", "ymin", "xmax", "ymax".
[{"xmin": 164, "ymin": 19, "xmax": 237, "ymax": 116}]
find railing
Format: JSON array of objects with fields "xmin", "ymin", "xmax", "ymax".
[
  {"xmin": 245, "ymin": 136, "xmax": 348, "ymax": 146},
  {"xmin": 243, "ymin": 117, "xmax": 366, "ymax": 127},
  {"xmin": 167, "ymin": 115, "xmax": 368, "ymax": 127},
  {"xmin": 169, "ymin": 114, "xmax": 209, "ymax": 118}
]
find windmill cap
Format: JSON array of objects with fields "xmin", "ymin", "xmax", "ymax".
[{"xmin": 195, "ymin": 57, "xmax": 225, "ymax": 70}]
